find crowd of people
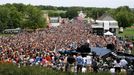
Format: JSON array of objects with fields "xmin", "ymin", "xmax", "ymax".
[{"xmin": 0, "ymin": 19, "xmax": 134, "ymax": 74}]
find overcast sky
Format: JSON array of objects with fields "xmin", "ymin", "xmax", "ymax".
[{"xmin": 1, "ymin": 0, "xmax": 134, "ymax": 8}]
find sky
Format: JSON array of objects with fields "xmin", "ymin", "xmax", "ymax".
[{"xmin": 0, "ymin": 0, "xmax": 134, "ymax": 8}]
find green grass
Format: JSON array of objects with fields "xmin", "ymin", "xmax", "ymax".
[
  {"xmin": 118, "ymin": 27, "xmax": 134, "ymax": 41},
  {"xmin": 119, "ymin": 27, "xmax": 134, "ymax": 36},
  {"xmin": 0, "ymin": 63, "xmax": 111, "ymax": 75}
]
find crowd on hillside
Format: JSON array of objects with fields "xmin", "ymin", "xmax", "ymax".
[{"xmin": 0, "ymin": 19, "xmax": 134, "ymax": 74}]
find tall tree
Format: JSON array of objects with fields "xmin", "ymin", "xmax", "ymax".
[
  {"xmin": 12, "ymin": 3, "xmax": 26, "ymax": 12},
  {"xmin": 0, "ymin": 6, "xmax": 10, "ymax": 31},
  {"xmin": 23, "ymin": 5, "xmax": 46, "ymax": 29},
  {"xmin": 8, "ymin": 6, "xmax": 23, "ymax": 28},
  {"xmin": 114, "ymin": 6, "xmax": 134, "ymax": 27},
  {"xmin": 66, "ymin": 9, "xmax": 79, "ymax": 19}
]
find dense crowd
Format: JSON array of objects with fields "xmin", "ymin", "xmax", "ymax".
[{"xmin": 0, "ymin": 19, "xmax": 134, "ymax": 74}]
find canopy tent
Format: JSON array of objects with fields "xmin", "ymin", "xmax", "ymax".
[
  {"xmin": 104, "ymin": 31, "xmax": 113, "ymax": 36},
  {"xmin": 91, "ymin": 47, "xmax": 111, "ymax": 57},
  {"xmin": 103, "ymin": 52, "xmax": 134, "ymax": 61}
]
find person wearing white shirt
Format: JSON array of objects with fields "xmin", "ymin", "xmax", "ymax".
[
  {"xmin": 119, "ymin": 58, "xmax": 128, "ymax": 68},
  {"xmin": 76, "ymin": 54, "xmax": 83, "ymax": 72},
  {"xmin": 86, "ymin": 55, "xmax": 92, "ymax": 65},
  {"xmin": 85, "ymin": 55, "xmax": 92, "ymax": 72},
  {"xmin": 113, "ymin": 59, "xmax": 121, "ymax": 73},
  {"xmin": 110, "ymin": 67, "xmax": 115, "ymax": 75}
]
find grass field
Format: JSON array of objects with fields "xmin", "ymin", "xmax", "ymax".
[
  {"xmin": 0, "ymin": 63, "xmax": 112, "ymax": 75},
  {"xmin": 119, "ymin": 27, "xmax": 134, "ymax": 36}
]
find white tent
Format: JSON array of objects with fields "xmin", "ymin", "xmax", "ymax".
[{"xmin": 104, "ymin": 31, "xmax": 113, "ymax": 36}]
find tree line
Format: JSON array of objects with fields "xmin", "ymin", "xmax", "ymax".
[
  {"xmin": 0, "ymin": 3, "xmax": 134, "ymax": 32},
  {"xmin": 0, "ymin": 3, "xmax": 46, "ymax": 31}
]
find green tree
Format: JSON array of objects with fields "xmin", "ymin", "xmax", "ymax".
[
  {"xmin": 7, "ymin": 5, "xmax": 24, "ymax": 28},
  {"xmin": 48, "ymin": 11, "xmax": 60, "ymax": 17},
  {"xmin": 115, "ymin": 12, "xmax": 127, "ymax": 27},
  {"xmin": 23, "ymin": 5, "xmax": 46, "ymax": 29},
  {"xmin": 90, "ymin": 8, "xmax": 109, "ymax": 19},
  {"xmin": 114, "ymin": 6, "xmax": 134, "ymax": 27},
  {"xmin": 0, "ymin": 6, "xmax": 10, "ymax": 31},
  {"xmin": 59, "ymin": 13, "xmax": 66, "ymax": 18},
  {"xmin": 0, "ymin": 4, "xmax": 47, "ymax": 31},
  {"xmin": 12, "ymin": 3, "xmax": 26, "ymax": 12},
  {"xmin": 66, "ymin": 8, "xmax": 80, "ymax": 19},
  {"xmin": 116, "ymin": 6, "xmax": 131, "ymax": 12}
]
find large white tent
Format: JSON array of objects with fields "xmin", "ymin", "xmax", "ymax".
[{"xmin": 104, "ymin": 31, "xmax": 113, "ymax": 36}]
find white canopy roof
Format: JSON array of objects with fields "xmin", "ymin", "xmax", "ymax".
[
  {"xmin": 104, "ymin": 31, "xmax": 113, "ymax": 36},
  {"xmin": 96, "ymin": 20, "xmax": 118, "ymax": 23}
]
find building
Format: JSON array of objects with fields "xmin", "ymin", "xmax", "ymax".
[
  {"xmin": 91, "ymin": 13, "xmax": 119, "ymax": 35},
  {"xmin": 44, "ymin": 14, "xmax": 61, "ymax": 27},
  {"xmin": 47, "ymin": 17, "xmax": 62, "ymax": 27}
]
